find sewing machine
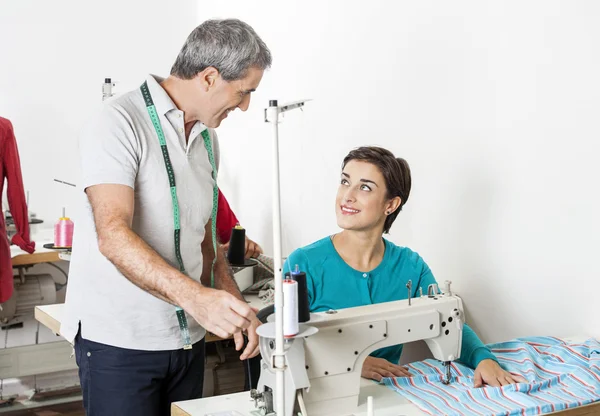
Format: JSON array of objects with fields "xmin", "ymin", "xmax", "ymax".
[{"xmin": 249, "ymin": 280, "xmax": 463, "ymax": 416}]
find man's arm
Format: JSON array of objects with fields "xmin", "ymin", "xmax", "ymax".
[
  {"xmin": 215, "ymin": 239, "xmax": 245, "ymax": 300},
  {"xmin": 88, "ymin": 184, "xmax": 254, "ymax": 339},
  {"xmin": 201, "ymin": 220, "xmax": 260, "ymax": 359},
  {"xmin": 201, "ymin": 219, "xmax": 244, "ymax": 299},
  {"xmin": 90, "ymin": 184, "xmax": 193, "ymax": 304}
]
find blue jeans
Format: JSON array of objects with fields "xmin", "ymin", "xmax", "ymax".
[{"xmin": 74, "ymin": 327, "xmax": 205, "ymax": 416}]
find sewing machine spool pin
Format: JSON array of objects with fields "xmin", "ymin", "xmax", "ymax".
[
  {"xmin": 406, "ymin": 280, "xmax": 412, "ymax": 306},
  {"xmin": 427, "ymin": 283, "xmax": 438, "ymax": 298},
  {"xmin": 444, "ymin": 280, "xmax": 452, "ymax": 296}
]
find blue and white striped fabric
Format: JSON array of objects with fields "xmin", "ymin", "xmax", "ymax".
[{"xmin": 383, "ymin": 337, "xmax": 600, "ymax": 416}]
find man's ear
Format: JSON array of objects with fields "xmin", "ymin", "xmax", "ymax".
[{"xmin": 197, "ymin": 67, "xmax": 220, "ymax": 91}]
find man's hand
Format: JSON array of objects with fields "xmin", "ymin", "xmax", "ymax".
[
  {"xmin": 473, "ymin": 359, "xmax": 527, "ymax": 387},
  {"xmin": 222, "ymin": 236, "xmax": 263, "ymax": 259},
  {"xmin": 181, "ymin": 284, "xmax": 255, "ymax": 339},
  {"xmin": 361, "ymin": 356, "xmax": 412, "ymax": 382},
  {"xmin": 233, "ymin": 309, "xmax": 262, "ymax": 360},
  {"xmin": 244, "ymin": 236, "xmax": 263, "ymax": 259}
]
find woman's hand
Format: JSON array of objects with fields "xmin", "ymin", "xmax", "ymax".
[
  {"xmin": 473, "ymin": 359, "xmax": 527, "ymax": 387},
  {"xmin": 361, "ymin": 356, "xmax": 412, "ymax": 382}
]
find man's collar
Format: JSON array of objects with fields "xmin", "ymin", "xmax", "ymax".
[
  {"xmin": 146, "ymin": 74, "xmax": 178, "ymax": 116},
  {"xmin": 145, "ymin": 74, "xmax": 209, "ymax": 136}
]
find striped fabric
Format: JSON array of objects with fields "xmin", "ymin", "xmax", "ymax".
[{"xmin": 383, "ymin": 337, "xmax": 600, "ymax": 416}]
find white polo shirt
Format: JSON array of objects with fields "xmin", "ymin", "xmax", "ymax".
[{"xmin": 61, "ymin": 75, "xmax": 218, "ymax": 350}]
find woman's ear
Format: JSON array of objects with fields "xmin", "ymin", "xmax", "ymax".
[{"xmin": 385, "ymin": 196, "xmax": 402, "ymax": 215}]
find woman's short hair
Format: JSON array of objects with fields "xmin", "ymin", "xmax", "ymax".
[{"xmin": 342, "ymin": 146, "xmax": 411, "ymax": 234}]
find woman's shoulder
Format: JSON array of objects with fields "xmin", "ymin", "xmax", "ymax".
[
  {"xmin": 383, "ymin": 239, "xmax": 428, "ymax": 266},
  {"xmin": 289, "ymin": 236, "xmax": 332, "ymax": 258},
  {"xmin": 286, "ymin": 236, "xmax": 334, "ymax": 269}
]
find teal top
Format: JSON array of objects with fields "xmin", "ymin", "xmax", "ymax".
[{"xmin": 283, "ymin": 236, "xmax": 497, "ymax": 369}]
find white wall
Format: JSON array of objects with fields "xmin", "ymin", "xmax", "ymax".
[
  {"xmin": 0, "ymin": 0, "xmax": 199, "ymax": 225},
  {"xmin": 206, "ymin": 0, "xmax": 600, "ymax": 343},
  {"xmin": 0, "ymin": 0, "xmax": 199, "ymax": 311},
  {"xmin": 0, "ymin": 0, "xmax": 199, "ymax": 394},
  {"xmin": 1, "ymin": 1, "xmax": 597, "ymax": 349}
]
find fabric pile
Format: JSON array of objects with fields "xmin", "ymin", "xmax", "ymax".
[{"xmin": 384, "ymin": 336, "xmax": 600, "ymax": 416}]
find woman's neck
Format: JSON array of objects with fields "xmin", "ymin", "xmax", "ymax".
[{"xmin": 332, "ymin": 229, "xmax": 385, "ymax": 272}]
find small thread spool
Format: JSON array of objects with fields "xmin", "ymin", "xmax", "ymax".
[
  {"xmin": 227, "ymin": 224, "xmax": 246, "ymax": 266},
  {"xmin": 283, "ymin": 279, "xmax": 299, "ymax": 338},
  {"xmin": 367, "ymin": 396, "xmax": 374, "ymax": 416},
  {"xmin": 286, "ymin": 265, "xmax": 310, "ymax": 323},
  {"xmin": 54, "ymin": 207, "xmax": 74, "ymax": 248}
]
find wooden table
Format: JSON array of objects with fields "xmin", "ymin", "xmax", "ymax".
[
  {"xmin": 11, "ymin": 244, "xmax": 60, "ymax": 267},
  {"xmin": 34, "ymin": 305, "xmax": 600, "ymax": 416},
  {"xmin": 172, "ymin": 334, "xmax": 600, "ymax": 416},
  {"xmin": 35, "ymin": 294, "xmax": 271, "ymax": 342},
  {"xmin": 34, "ymin": 304, "xmax": 63, "ymax": 335},
  {"xmin": 172, "ymin": 384, "xmax": 600, "ymax": 416},
  {"xmin": 172, "ymin": 378, "xmax": 427, "ymax": 416}
]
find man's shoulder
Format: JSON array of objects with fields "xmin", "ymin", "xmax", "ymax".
[
  {"xmin": 81, "ymin": 88, "xmax": 147, "ymax": 141},
  {"xmin": 103, "ymin": 88, "xmax": 146, "ymax": 120}
]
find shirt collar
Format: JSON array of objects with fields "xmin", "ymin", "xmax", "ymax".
[
  {"xmin": 145, "ymin": 74, "xmax": 209, "ymax": 137},
  {"xmin": 145, "ymin": 74, "xmax": 178, "ymax": 116}
]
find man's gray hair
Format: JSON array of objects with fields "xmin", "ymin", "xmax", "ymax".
[{"xmin": 171, "ymin": 18, "xmax": 272, "ymax": 81}]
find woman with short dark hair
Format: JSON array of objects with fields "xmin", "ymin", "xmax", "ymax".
[{"xmin": 284, "ymin": 146, "xmax": 522, "ymax": 387}]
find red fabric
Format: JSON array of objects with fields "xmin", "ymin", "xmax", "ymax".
[
  {"xmin": 216, "ymin": 189, "xmax": 239, "ymax": 244},
  {"xmin": 1, "ymin": 117, "xmax": 35, "ymax": 303}
]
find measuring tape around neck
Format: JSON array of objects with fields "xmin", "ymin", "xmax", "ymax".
[{"xmin": 140, "ymin": 81, "xmax": 218, "ymax": 350}]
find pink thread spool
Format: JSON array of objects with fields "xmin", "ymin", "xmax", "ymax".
[{"xmin": 54, "ymin": 207, "xmax": 74, "ymax": 248}]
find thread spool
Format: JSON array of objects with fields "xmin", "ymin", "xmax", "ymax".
[
  {"xmin": 286, "ymin": 266, "xmax": 310, "ymax": 323},
  {"xmin": 367, "ymin": 396, "xmax": 374, "ymax": 416},
  {"xmin": 283, "ymin": 279, "xmax": 299, "ymax": 338},
  {"xmin": 54, "ymin": 207, "xmax": 74, "ymax": 248},
  {"xmin": 227, "ymin": 224, "xmax": 246, "ymax": 266}
]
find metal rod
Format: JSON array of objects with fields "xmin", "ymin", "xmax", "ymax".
[
  {"xmin": 53, "ymin": 179, "xmax": 76, "ymax": 187},
  {"xmin": 267, "ymin": 100, "xmax": 285, "ymax": 415}
]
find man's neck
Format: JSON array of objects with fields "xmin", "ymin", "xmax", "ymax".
[
  {"xmin": 160, "ymin": 76, "xmax": 198, "ymax": 125},
  {"xmin": 184, "ymin": 122, "xmax": 196, "ymax": 142},
  {"xmin": 161, "ymin": 76, "xmax": 199, "ymax": 143},
  {"xmin": 333, "ymin": 229, "xmax": 385, "ymax": 272}
]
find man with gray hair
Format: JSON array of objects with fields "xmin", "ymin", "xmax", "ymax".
[{"xmin": 61, "ymin": 18, "xmax": 272, "ymax": 415}]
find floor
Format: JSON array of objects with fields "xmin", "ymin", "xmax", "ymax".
[
  {"xmin": 1, "ymin": 401, "xmax": 84, "ymax": 416},
  {"xmin": 0, "ymin": 340, "xmax": 246, "ymax": 416},
  {"xmin": 207, "ymin": 340, "xmax": 246, "ymax": 396}
]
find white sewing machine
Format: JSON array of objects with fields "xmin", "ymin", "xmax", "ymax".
[{"xmin": 247, "ymin": 280, "xmax": 463, "ymax": 416}]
